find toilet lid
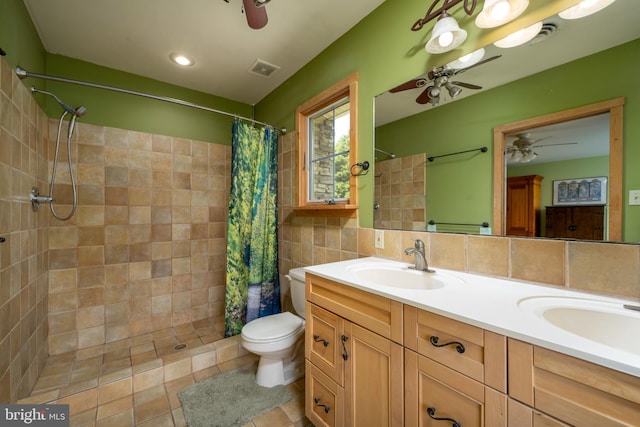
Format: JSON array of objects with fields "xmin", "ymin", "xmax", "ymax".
[{"xmin": 242, "ymin": 312, "xmax": 304, "ymax": 342}]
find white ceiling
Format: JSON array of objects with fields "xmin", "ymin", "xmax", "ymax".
[{"xmin": 23, "ymin": 0, "xmax": 385, "ymax": 105}]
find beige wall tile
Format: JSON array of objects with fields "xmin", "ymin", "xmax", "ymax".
[
  {"xmin": 429, "ymin": 233, "xmax": 466, "ymax": 270},
  {"xmin": 511, "ymin": 238, "xmax": 565, "ymax": 286},
  {"xmin": 467, "ymin": 236, "xmax": 509, "ymax": 277},
  {"xmin": 568, "ymin": 241, "xmax": 640, "ymax": 298}
]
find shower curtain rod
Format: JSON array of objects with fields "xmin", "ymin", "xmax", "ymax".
[{"xmin": 15, "ymin": 66, "xmax": 286, "ymax": 133}]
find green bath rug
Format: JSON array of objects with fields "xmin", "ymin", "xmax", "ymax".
[{"xmin": 178, "ymin": 363, "xmax": 294, "ymax": 427}]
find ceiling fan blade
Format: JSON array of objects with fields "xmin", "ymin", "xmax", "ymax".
[
  {"xmin": 389, "ymin": 78, "xmax": 428, "ymax": 93},
  {"xmin": 453, "ymin": 81, "xmax": 482, "ymax": 90},
  {"xmin": 243, "ymin": 0, "xmax": 268, "ymax": 29},
  {"xmin": 534, "ymin": 142, "xmax": 579, "ymax": 148},
  {"xmin": 453, "ymin": 55, "xmax": 502, "ymax": 75}
]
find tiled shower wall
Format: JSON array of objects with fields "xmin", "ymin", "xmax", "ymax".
[
  {"xmin": 374, "ymin": 153, "xmax": 426, "ymax": 231},
  {"xmin": 46, "ymin": 120, "xmax": 231, "ymax": 356},
  {"xmin": 0, "ymin": 59, "xmax": 50, "ymax": 402}
]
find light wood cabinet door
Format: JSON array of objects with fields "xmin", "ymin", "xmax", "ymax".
[
  {"xmin": 405, "ymin": 349, "xmax": 506, "ymax": 427},
  {"xmin": 306, "ymin": 360, "xmax": 344, "ymax": 427},
  {"xmin": 306, "ymin": 302, "xmax": 346, "ymax": 385},
  {"xmin": 344, "ymin": 322, "xmax": 404, "ymax": 427},
  {"xmin": 508, "ymin": 338, "xmax": 640, "ymax": 426}
]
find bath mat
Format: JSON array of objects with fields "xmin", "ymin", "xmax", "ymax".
[{"xmin": 178, "ymin": 363, "xmax": 293, "ymax": 427}]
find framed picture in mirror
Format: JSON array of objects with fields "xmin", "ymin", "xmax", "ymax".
[{"xmin": 553, "ymin": 176, "xmax": 607, "ymax": 206}]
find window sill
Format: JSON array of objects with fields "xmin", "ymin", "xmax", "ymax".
[{"xmin": 291, "ymin": 204, "xmax": 358, "ymax": 217}]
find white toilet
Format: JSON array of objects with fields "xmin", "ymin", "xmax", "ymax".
[{"xmin": 241, "ymin": 267, "xmax": 306, "ymax": 387}]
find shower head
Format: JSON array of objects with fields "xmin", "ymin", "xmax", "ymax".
[
  {"xmin": 31, "ymin": 87, "xmax": 86, "ymax": 117},
  {"xmin": 74, "ymin": 106, "xmax": 88, "ymax": 118}
]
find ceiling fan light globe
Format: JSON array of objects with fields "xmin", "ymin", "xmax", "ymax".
[
  {"xmin": 446, "ymin": 48, "xmax": 486, "ymax": 69},
  {"xmin": 475, "ymin": 0, "xmax": 529, "ymax": 28},
  {"xmin": 559, "ymin": 0, "xmax": 616, "ymax": 19},
  {"xmin": 445, "ymin": 83, "xmax": 462, "ymax": 98}
]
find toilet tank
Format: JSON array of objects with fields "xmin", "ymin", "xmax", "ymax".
[{"xmin": 287, "ymin": 267, "xmax": 306, "ymax": 319}]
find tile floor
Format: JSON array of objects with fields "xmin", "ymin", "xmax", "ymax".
[{"xmin": 19, "ymin": 318, "xmax": 312, "ymax": 426}]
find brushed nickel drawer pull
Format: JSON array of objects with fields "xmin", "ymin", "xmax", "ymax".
[
  {"xmin": 313, "ymin": 335, "xmax": 329, "ymax": 347},
  {"xmin": 430, "ymin": 336, "xmax": 465, "ymax": 353},
  {"xmin": 427, "ymin": 407, "xmax": 461, "ymax": 427},
  {"xmin": 314, "ymin": 397, "xmax": 330, "ymax": 413},
  {"xmin": 341, "ymin": 335, "xmax": 349, "ymax": 360}
]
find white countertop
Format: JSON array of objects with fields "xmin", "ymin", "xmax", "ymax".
[{"xmin": 303, "ymin": 257, "xmax": 640, "ymax": 378}]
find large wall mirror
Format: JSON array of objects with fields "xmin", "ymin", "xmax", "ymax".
[{"xmin": 374, "ymin": 0, "xmax": 638, "ymax": 243}]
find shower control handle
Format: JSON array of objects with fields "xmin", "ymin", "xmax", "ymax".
[{"xmin": 30, "ymin": 187, "xmax": 53, "ymax": 209}]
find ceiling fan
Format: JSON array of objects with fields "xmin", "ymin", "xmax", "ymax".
[
  {"xmin": 389, "ymin": 55, "xmax": 501, "ymax": 106},
  {"xmin": 225, "ymin": 0, "xmax": 271, "ymax": 29},
  {"xmin": 506, "ymin": 132, "xmax": 578, "ymax": 163}
]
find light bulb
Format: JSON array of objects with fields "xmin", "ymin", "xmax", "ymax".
[
  {"xmin": 169, "ymin": 53, "xmax": 194, "ymax": 66},
  {"xmin": 491, "ymin": 1, "xmax": 511, "ymax": 20},
  {"xmin": 438, "ymin": 31, "xmax": 454, "ymax": 48}
]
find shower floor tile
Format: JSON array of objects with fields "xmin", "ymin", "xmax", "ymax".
[{"xmin": 24, "ymin": 320, "xmax": 312, "ymax": 426}]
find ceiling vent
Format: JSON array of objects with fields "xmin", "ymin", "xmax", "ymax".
[
  {"xmin": 529, "ymin": 22, "xmax": 559, "ymax": 46},
  {"xmin": 248, "ymin": 59, "xmax": 280, "ymax": 78}
]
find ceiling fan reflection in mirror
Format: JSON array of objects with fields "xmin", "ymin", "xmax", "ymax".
[
  {"xmin": 389, "ymin": 54, "xmax": 502, "ymax": 106},
  {"xmin": 224, "ymin": 0, "xmax": 271, "ymax": 29},
  {"xmin": 506, "ymin": 132, "xmax": 578, "ymax": 163}
]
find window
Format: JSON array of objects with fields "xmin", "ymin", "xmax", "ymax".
[{"xmin": 295, "ymin": 73, "xmax": 358, "ymax": 214}]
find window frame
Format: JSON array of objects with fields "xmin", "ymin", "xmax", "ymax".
[{"xmin": 295, "ymin": 72, "xmax": 359, "ymax": 215}]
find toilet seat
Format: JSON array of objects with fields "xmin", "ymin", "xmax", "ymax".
[{"xmin": 241, "ymin": 311, "xmax": 304, "ymax": 343}]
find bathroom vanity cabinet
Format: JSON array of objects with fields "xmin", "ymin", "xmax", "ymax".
[
  {"xmin": 508, "ymin": 339, "xmax": 640, "ymax": 427},
  {"xmin": 304, "ymin": 265, "xmax": 640, "ymax": 426},
  {"xmin": 304, "ymin": 273, "xmax": 404, "ymax": 427}
]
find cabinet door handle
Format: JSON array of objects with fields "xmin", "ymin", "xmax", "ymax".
[
  {"xmin": 313, "ymin": 335, "xmax": 329, "ymax": 347},
  {"xmin": 427, "ymin": 407, "xmax": 461, "ymax": 427},
  {"xmin": 429, "ymin": 336, "xmax": 465, "ymax": 353},
  {"xmin": 341, "ymin": 335, "xmax": 349, "ymax": 360},
  {"xmin": 314, "ymin": 397, "xmax": 331, "ymax": 413}
]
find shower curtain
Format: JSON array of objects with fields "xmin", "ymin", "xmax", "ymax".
[{"xmin": 224, "ymin": 120, "xmax": 280, "ymax": 337}]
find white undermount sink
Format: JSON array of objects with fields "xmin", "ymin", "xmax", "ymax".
[
  {"xmin": 518, "ymin": 296, "xmax": 640, "ymax": 355},
  {"xmin": 346, "ymin": 262, "xmax": 466, "ymax": 290}
]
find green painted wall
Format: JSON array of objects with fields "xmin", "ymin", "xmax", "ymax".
[
  {"xmin": 43, "ymin": 55, "xmax": 252, "ymax": 144},
  {"xmin": 375, "ymin": 38, "xmax": 640, "ymax": 241},
  {"xmin": 508, "ymin": 156, "xmax": 609, "ymax": 236},
  {"xmin": 0, "ymin": 0, "xmax": 46, "ymax": 91}
]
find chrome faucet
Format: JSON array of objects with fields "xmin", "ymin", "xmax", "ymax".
[{"xmin": 404, "ymin": 239, "xmax": 434, "ymax": 273}]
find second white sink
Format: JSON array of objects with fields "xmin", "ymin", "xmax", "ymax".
[{"xmin": 518, "ymin": 296, "xmax": 640, "ymax": 355}]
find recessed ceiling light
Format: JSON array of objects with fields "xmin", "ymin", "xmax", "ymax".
[{"xmin": 169, "ymin": 53, "xmax": 194, "ymax": 67}]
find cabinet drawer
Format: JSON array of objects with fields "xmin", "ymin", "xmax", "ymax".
[
  {"xmin": 405, "ymin": 349, "xmax": 506, "ymax": 427},
  {"xmin": 306, "ymin": 273, "xmax": 403, "ymax": 343},
  {"xmin": 306, "ymin": 302, "xmax": 345, "ymax": 385},
  {"xmin": 508, "ymin": 398, "xmax": 570, "ymax": 427},
  {"xmin": 405, "ymin": 306, "xmax": 507, "ymax": 390},
  {"xmin": 508, "ymin": 339, "xmax": 640, "ymax": 426},
  {"xmin": 306, "ymin": 360, "xmax": 344, "ymax": 427}
]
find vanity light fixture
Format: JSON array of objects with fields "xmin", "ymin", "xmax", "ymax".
[
  {"xmin": 493, "ymin": 21, "xmax": 542, "ymax": 48},
  {"xmin": 169, "ymin": 53, "xmax": 194, "ymax": 66},
  {"xmin": 425, "ymin": 12, "xmax": 468, "ymax": 54},
  {"xmin": 446, "ymin": 48, "xmax": 485, "ymax": 69},
  {"xmin": 253, "ymin": 0, "xmax": 270, "ymax": 6},
  {"xmin": 559, "ymin": 0, "xmax": 616, "ymax": 19},
  {"xmin": 475, "ymin": 0, "xmax": 529, "ymax": 28}
]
